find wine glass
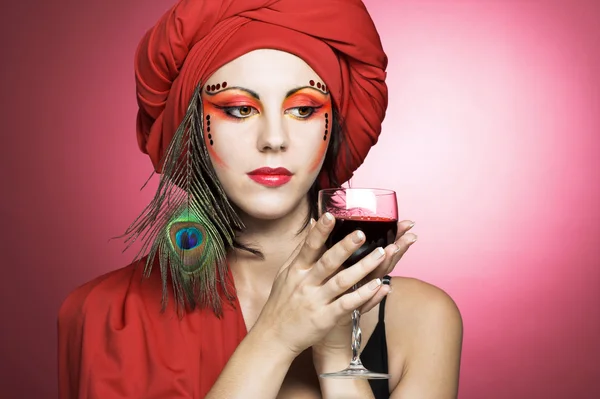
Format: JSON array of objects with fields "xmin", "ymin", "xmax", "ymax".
[{"xmin": 318, "ymin": 188, "xmax": 398, "ymax": 379}]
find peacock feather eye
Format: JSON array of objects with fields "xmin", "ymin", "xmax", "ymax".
[
  {"xmin": 175, "ymin": 227, "xmax": 203, "ymax": 250},
  {"xmin": 168, "ymin": 220, "xmax": 210, "ymax": 270}
]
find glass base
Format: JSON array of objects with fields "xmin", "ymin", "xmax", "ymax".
[{"xmin": 319, "ymin": 363, "xmax": 390, "ymax": 380}]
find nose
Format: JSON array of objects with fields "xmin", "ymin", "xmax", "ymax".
[{"xmin": 257, "ymin": 113, "xmax": 289, "ymax": 152}]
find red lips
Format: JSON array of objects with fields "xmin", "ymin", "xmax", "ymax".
[{"xmin": 247, "ymin": 167, "xmax": 293, "ymax": 187}]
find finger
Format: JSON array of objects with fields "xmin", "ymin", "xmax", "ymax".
[
  {"xmin": 364, "ymin": 227, "xmax": 417, "ymax": 281},
  {"xmin": 364, "ymin": 242, "xmax": 402, "ymax": 281},
  {"xmin": 331, "ymin": 277, "xmax": 383, "ymax": 317},
  {"xmin": 308, "ymin": 228, "xmax": 366, "ymax": 283},
  {"xmin": 395, "ymin": 220, "xmax": 415, "ymax": 241},
  {"xmin": 276, "ymin": 237, "xmax": 305, "ymax": 277},
  {"xmin": 375, "ymin": 221, "xmax": 415, "ymax": 277},
  {"xmin": 276, "ymin": 218, "xmax": 318, "ymax": 277},
  {"xmin": 276, "ymin": 218, "xmax": 323, "ymax": 280},
  {"xmin": 294, "ymin": 213, "xmax": 336, "ymax": 269},
  {"xmin": 387, "ymin": 231, "xmax": 418, "ymax": 271},
  {"xmin": 360, "ymin": 284, "xmax": 391, "ymax": 314},
  {"xmin": 321, "ymin": 247, "xmax": 386, "ymax": 299}
]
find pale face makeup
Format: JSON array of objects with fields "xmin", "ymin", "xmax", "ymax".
[{"xmin": 201, "ymin": 49, "xmax": 332, "ymax": 220}]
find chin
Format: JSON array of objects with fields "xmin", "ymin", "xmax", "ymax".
[{"xmin": 230, "ymin": 188, "xmax": 306, "ymax": 221}]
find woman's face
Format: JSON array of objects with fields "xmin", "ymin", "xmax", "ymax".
[{"xmin": 202, "ymin": 49, "xmax": 332, "ymax": 220}]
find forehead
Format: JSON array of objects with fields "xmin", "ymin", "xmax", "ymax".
[{"xmin": 206, "ymin": 49, "xmax": 323, "ymax": 88}]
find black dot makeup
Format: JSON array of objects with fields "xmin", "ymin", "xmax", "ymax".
[
  {"xmin": 206, "ymin": 114, "xmax": 213, "ymax": 145},
  {"xmin": 308, "ymin": 80, "xmax": 328, "ymax": 94},
  {"xmin": 205, "ymin": 82, "xmax": 228, "ymax": 93}
]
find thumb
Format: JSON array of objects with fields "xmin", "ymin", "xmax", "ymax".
[{"xmin": 276, "ymin": 218, "xmax": 316, "ymax": 277}]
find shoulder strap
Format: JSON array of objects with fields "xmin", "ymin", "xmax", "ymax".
[{"xmin": 378, "ymin": 275, "xmax": 391, "ymax": 321}]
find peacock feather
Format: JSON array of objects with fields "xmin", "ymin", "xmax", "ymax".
[{"xmin": 115, "ymin": 82, "xmax": 244, "ymax": 316}]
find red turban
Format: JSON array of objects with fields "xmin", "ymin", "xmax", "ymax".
[{"xmin": 135, "ymin": 0, "xmax": 388, "ymax": 184}]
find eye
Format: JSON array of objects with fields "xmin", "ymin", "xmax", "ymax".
[
  {"xmin": 225, "ymin": 106, "xmax": 259, "ymax": 118},
  {"xmin": 287, "ymin": 106, "xmax": 316, "ymax": 118}
]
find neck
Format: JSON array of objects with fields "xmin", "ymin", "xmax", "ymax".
[{"xmin": 228, "ymin": 196, "xmax": 312, "ymax": 292}]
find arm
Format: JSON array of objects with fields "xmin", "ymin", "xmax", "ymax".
[
  {"xmin": 59, "ymin": 214, "xmax": 386, "ymax": 398},
  {"xmin": 389, "ymin": 279, "xmax": 463, "ymax": 399},
  {"xmin": 204, "ymin": 326, "xmax": 296, "ymax": 399},
  {"xmin": 207, "ymin": 214, "xmax": 390, "ymax": 398}
]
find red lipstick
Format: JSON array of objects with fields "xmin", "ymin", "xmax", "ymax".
[{"xmin": 247, "ymin": 167, "xmax": 293, "ymax": 187}]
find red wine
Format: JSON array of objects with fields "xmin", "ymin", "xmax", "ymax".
[{"xmin": 327, "ymin": 217, "xmax": 398, "ymax": 267}]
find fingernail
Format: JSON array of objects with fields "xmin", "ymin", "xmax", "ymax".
[
  {"xmin": 368, "ymin": 278, "xmax": 382, "ymax": 290},
  {"xmin": 407, "ymin": 221, "xmax": 415, "ymax": 230},
  {"xmin": 373, "ymin": 247, "xmax": 385, "ymax": 259},
  {"xmin": 310, "ymin": 218, "xmax": 316, "ymax": 226},
  {"xmin": 352, "ymin": 231, "xmax": 365, "ymax": 243},
  {"xmin": 410, "ymin": 234, "xmax": 418, "ymax": 244},
  {"xmin": 324, "ymin": 212, "xmax": 334, "ymax": 225},
  {"xmin": 392, "ymin": 244, "xmax": 401, "ymax": 254}
]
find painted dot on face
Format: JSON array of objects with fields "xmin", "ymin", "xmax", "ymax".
[
  {"xmin": 317, "ymin": 82, "xmax": 322, "ymax": 89},
  {"xmin": 210, "ymin": 140, "xmax": 214, "ymax": 146},
  {"xmin": 216, "ymin": 83, "xmax": 221, "ymax": 90},
  {"xmin": 207, "ymin": 127, "xmax": 211, "ymax": 133},
  {"xmin": 309, "ymin": 80, "xmax": 315, "ymax": 86},
  {"xmin": 222, "ymin": 81, "xmax": 227, "ymax": 88},
  {"xmin": 211, "ymin": 85, "xmax": 216, "ymax": 91},
  {"xmin": 323, "ymin": 85, "xmax": 327, "ymax": 92},
  {"xmin": 325, "ymin": 113, "xmax": 329, "ymax": 118},
  {"xmin": 206, "ymin": 84, "xmax": 210, "ymax": 91},
  {"xmin": 323, "ymin": 135, "xmax": 327, "ymax": 141},
  {"xmin": 208, "ymin": 134, "xmax": 212, "ymax": 139},
  {"xmin": 206, "ymin": 115, "xmax": 210, "ymax": 120},
  {"xmin": 207, "ymin": 120, "xmax": 211, "ymax": 126}
]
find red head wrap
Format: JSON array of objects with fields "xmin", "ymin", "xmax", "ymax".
[{"xmin": 135, "ymin": 0, "xmax": 388, "ymax": 185}]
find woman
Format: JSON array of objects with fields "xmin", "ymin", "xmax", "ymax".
[{"xmin": 58, "ymin": 1, "xmax": 463, "ymax": 398}]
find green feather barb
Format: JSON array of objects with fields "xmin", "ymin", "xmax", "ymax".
[{"xmin": 116, "ymin": 83, "xmax": 244, "ymax": 316}]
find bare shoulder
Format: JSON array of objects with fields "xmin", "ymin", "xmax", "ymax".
[
  {"xmin": 386, "ymin": 276, "xmax": 462, "ymax": 331},
  {"xmin": 384, "ymin": 277, "xmax": 463, "ymax": 397}
]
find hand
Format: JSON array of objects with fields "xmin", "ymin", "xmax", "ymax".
[
  {"xmin": 360, "ymin": 220, "xmax": 418, "ymax": 312},
  {"xmin": 312, "ymin": 220, "xmax": 417, "ymax": 362},
  {"xmin": 250, "ymin": 212, "xmax": 388, "ymax": 357}
]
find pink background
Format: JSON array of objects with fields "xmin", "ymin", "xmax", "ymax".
[{"xmin": 1, "ymin": 0, "xmax": 599, "ymax": 398}]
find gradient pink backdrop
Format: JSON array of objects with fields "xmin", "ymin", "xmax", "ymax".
[{"xmin": 1, "ymin": 0, "xmax": 598, "ymax": 398}]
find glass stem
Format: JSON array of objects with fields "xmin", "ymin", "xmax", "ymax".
[{"xmin": 350, "ymin": 284, "xmax": 363, "ymax": 367}]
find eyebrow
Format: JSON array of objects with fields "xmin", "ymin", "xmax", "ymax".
[
  {"xmin": 204, "ymin": 86, "xmax": 260, "ymax": 100},
  {"xmin": 285, "ymin": 86, "xmax": 326, "ymax": 98},
  {"xmin": 204, "ymin": 85, "xmax": 327, "ymax": 100}
]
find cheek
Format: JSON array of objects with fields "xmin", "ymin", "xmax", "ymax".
[
  {"xmin": 308, "ymin": 137, "xmax": 329, "ymax": 173},
  {"xmin": 202, "ymin": 102, "xmax": 228, "ymax": 169}
]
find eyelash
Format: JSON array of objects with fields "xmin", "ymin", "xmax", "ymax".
[
  {"xmin": 217, "ymin": 105, "xmax": 322, "ymax": 120},
  {"xmin": 286, "ymin": 106, "xmax": 321, "ymax": 119},
  {"xmin": 221, "ymin": 106, "xmax": 259, "ymax": 119}
]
